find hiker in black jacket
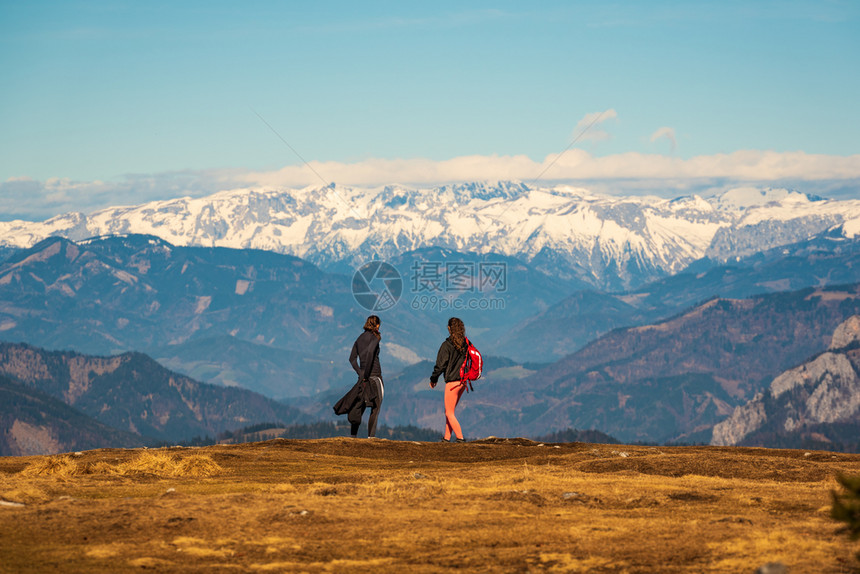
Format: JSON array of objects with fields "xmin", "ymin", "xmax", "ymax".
[
  {"xmin": 430, "ymin": 317, "xmax": 468, "ymax": 442},
  {"xmin": 339, "ymin": 315, "xmax": 384, "ymax": 437}
]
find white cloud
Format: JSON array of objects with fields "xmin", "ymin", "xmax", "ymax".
[
  {"xmin": 239, "ymin": 154, "xmax": 542, "ymax": 188},
  {"xmin": 242, "ymin": 149, "xmax": 860, "ymax": 188},
  {"xmin": 3, "ymin": 150, "xmax": 859, "ymax": 221},
  {"xmin": 0, "ymin": 171, "xmax": 230, "ymax": 222},
  {"xmin": 572, "ymin": 109, "xmax": 618, "ymax": 143},
  {"xmin": 650, "ymin": 126, "xmax": 677, "ymax": 151}
]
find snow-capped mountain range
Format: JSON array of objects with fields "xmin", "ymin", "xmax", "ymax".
[{"xmin": 1, "ymin": 181, "xmax": 859, "ymax": 289}]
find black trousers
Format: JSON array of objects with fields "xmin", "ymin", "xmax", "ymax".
[{"xmin": 348, "ymin": 376, "xmax": 383, "ymax": 437}]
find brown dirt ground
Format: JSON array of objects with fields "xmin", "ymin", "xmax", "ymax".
[{"xmin": 1, "ymin": 437, "xmax": 859, "ymax": 573}]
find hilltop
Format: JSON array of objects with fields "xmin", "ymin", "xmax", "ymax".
[{"xmin": 1, "ymin": 438, "xmax": 859, "ymax": 572}]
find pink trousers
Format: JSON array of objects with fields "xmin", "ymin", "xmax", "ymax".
[{"xmin": 444, "ymin": 381, "xmax": 466, "ymax": 440}]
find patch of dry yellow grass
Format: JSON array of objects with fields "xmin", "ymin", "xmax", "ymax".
[
  {"xmin": 0, "ymin": 472, "xmax": 51, "ymax": 503},
  {"xmin": 266, "ymin": 482, "xmax": 297, "ymax": 494},
  {"xmin": 173, "ymin": 453, "xmax": 223, "ymax": 477},
  {"xmin": 16, "ymin": 450, "xmax": 223, "ymax": 480},
  {"xmin": 85, "ymin": 543, "xmax": 125, "ymax": 559},
  {"xmin": 260, "ymin": 536, "xmax": 302, "ymax": 553},
  {"xmin": 539, "ymin": 553, "xmax": 629, "ymax": 572},
  {"xmin": 351, "ymin": 477, "xmax": 446, "ymax": 499},
  {"xmin": 117, "ymin": 451, "xmax": 179, "ymax": 476},
  {"xmin": 18, "ymin": 455, "xmax": 82, "ymax": 480},
  {"xmin": 113, "ymin": 451, "xmax": 223, "ymax": 477},
  {"xmin": 171, "ymin": 536, "xmax": 235, "ymax": 558},
  {"xmin": 249, "ymin": 558, "xmax": 396, "ymax": 572},
  {"xmin": 705, "ymin": 527, "xmax": 843, "ymax": 571}
]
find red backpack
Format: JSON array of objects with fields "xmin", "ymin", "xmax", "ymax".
[{"xmin": 459, "ymin": 337, "xmax": 483, "ymax": 392}]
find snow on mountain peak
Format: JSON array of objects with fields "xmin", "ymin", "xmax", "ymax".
[
  {"xmin": 710, "ymin": 187, "xmax": 821, "ymax": 211},
  {"xmin": 0, "ymin": 181, "xmax": 857, "ymax": 290}
]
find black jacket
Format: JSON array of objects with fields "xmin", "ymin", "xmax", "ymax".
[
  {"xmin": 349, "ymin": 330, "xmax": 382, "ymax": 380},
  {"xmin": 430, "ymin": 337, "xmax": 467, "ymax": 384},
  {"xmin": 333, "ymin": 377, "xmax": 380, "ymax": 415}
]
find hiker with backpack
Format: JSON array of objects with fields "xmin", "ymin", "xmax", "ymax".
[
  {"xmin": 429, "ymin": 317, "xmax": 482, "ymax": 443},
  {"xmin": 334, "ymin": 315, "xmax": 384, "ymax": 438}
]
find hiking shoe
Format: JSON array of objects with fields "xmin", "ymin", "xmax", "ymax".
[
  {"xmin": 456, "ymin": 438, "xmax": 466, "ymax": 443},
  {"xmin": 439, "ymin": 437, "xmax": 449, "ymax": 442}
]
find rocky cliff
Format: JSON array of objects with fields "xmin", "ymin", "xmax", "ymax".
[
  {"xmin": 0, "ymin": 375, "xmax": 144, "ymax": 455},
  {"xmin": 710, "ymin": 315, "xmax": 860, "ymax": 450}
]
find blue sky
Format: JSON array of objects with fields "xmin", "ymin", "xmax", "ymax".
[{"xmin": 1, "ymin": 1, "xmax": 859, "ymax": 219}]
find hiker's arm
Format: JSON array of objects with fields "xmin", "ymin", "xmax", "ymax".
[
  {"xmin": 349, "ymin": 340, "xmax": 361, "ymax": 376},
  {"xmin": 430, "ymin": 342, "xmax": 449, "ymax": 385}
]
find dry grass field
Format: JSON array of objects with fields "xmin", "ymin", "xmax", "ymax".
[{"xmin": 1, "ymin": 437, "xmax": 859, "ymax": 573}]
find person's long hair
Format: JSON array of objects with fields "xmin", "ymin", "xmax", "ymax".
[
  {"xmin": 364, "ymin": 315, "xmax": 381, "ymax": 339},
  {"xmin": 448, "ymin": 317, "xmax": 465, "ymax": 350}
]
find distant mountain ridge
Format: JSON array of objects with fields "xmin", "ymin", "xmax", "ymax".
[
  {"xmin": 496, "ymin": 232, "xmax": 860, "ymax": 362},
  {"xmin": 1, "ymin": 182, "xmax": 858, "ymax": 290},
  {"xmin": 0, "ymin": 341, "xmax": 310, "ymax": 444}
]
